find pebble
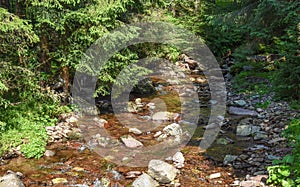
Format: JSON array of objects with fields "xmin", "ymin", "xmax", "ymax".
[
  {"xmin": 52, "ymin": 178, "xmax": 68, "ymax": 184},
  {"xmin": 129, "ymin": 128, "xmax": 142, "ymax": 135},
  {"xmin": 44, "ymin": 150, "xmax": 55, "ymax": 157},
  {"xmin": 208, "ymin": 173, "xmax": 221, "ymax": 179}
]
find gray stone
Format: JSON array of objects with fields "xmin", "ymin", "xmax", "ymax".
[
  {"xmin": 254, "ymin": 132, "xmax": 268, "ymax": 140},
  {"xmin": 234, "ymin": 100, "xmax": 247, "ymax": 107},
  {"xmin": 224, "ymin": 155, "xmax": 238, "ymax": 165},
  {"xmin": 228, "ymin": 107, "xmax": 258, "ymax": 116},
  {"xmin": 148, "ymin": 160, "xmax": 178, "ymax": 184},
  {"xmin": 267, "ymin": 155, "xmax": 280, "ymax": 160},
  {"xmin": 251, "ymin": 126, "xmax": 262, "ymax": 134},
  {"xmin": 121, "ymin": 136, "xmax": 143, "ymax": 148},
  {"xmin": 163, "ymin": 123, "xmax": 182, "ymax": 136},
  {"xmin": 0, "ymin": 173, "xmax": 24, "ymax": 187},
  {"xmin": 132, "ymin": 173, "xmax": 159, "ymax": 187},
  {"xmin": 256, "ymin": 108, "xmax": 264, "ymax": 113},
  {"xmin": 236, "ymin": 125, "xmax": 252, "ymax": 136}
]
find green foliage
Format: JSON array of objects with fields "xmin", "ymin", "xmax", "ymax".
[
  {"xmin": 267, "ymin": 118, "xmax": 300, "ymax": 186},
  {"xmin": 0, "ymin": 97, "xmax": 68, "ymax": 158},
  {"xmin": 0, "ymin": 7, "xmax": 39, "ymax": 66},
  {"xmin": 231, "ymin": 60, "xmax": 271, "ymax": 95},
  {"xmin": 255, "ymin": 100, "xmax": 271, "ymax": 109}
]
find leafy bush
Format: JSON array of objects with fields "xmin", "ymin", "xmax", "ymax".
[{"xmin": 267, "ymin": 118, "xmax": 300, "ymax": 186}]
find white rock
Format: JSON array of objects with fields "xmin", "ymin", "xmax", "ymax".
[
  {"xmin": 156, "ymin": 133, "xmax": 167, "ymax": 142},
  {"xmin": 44, "ymin": 150, "xmax": 55, "ymax": 157},
  {"xmin": 163, "ymin": 123, "xmax": 182, "ymax": 136},
  {"xmin": 0, "ymin": 173, "xmax": 25, "ymax": 187},
  {"xmin": 208, "ymin": 172, "xmax": 221, "ymax": 179},
  {"xmin": 152, "ymin": 111, "xmax": 172, "ymax": 121},
  {"xmin": 67, "ymin": 116, "xmax": 78, "ymax": 123},
  {"xmin": 121, "ymin": 136, "xmax": 143, "ymax": 148},
  {"xmin": 153, "ymin": 131, "xmax": 162, "ymax": 138},
  {"xmin": 129, "ymin": 128, "xmax": 142, "ymax": 135},
  {"xmin": 93, "ymin": 118, "xmax": 108, "ymax": 127},
  {"xmin": 172, "ymin": 152, "xmax": 185, "ymax": 164},
  {"xmin": 132, "ymin": 173, "xmax": 159, "ymax": 187},
  {"xmin": 148, "ymin": 160, "xmax": 178, "ymax": 184}
]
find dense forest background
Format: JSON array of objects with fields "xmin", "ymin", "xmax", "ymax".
[{"xmin": 0, "ymin": 0, "xmax": 299, "ymax": 186}]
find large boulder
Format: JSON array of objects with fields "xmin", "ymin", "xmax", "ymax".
[{"xmin": 148, "ymin": 160, "xmax": 178, "ymax": 184}]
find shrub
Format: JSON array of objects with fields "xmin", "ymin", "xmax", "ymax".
[{"xmin": 267, "ymin": 118, "xmax": 300, "ymax": 186}]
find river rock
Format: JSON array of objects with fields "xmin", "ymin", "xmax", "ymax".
[
  {"xmin": 0, "ymin": 173, "xmax": 24, "ymax": 187},
  {"xmin": 163, "ymin": 123, "xmax": 182, "ymax": 136},
  {"xmin": 121, "ymin": 135, "xmax": 143, "ymax": 148},
  {"xmin": 224, "ymin": 155, "xmax": 238, "ymax": 165},
  {"xmin": 148, "ymin": 160, "xmax": 178, "ymax": 184},
  {"xmin": 152, "ymin": 111, "xmax": 173, "ymax": 121},
  {"xmin": 208, "ymin": 172, "xmax": 221, "ymax": 179},
  {"xmin": 132, "ymin": 173, "xmax": 159, "ymax": 187},
  {"xmin": 228, "ymin": 107, "xmax": 258, "ymax": 116},
  {"xmin": 234, "ymin": 100, "xmax": 247, "ymax": 107},
  {"xmin": 129, "ymin": 128, "xmax": 142, "ymax": 135},
  {"xmin": 236, "ymin": 125, "xmax": 252, "ymax": 136},
  {"xmin": 172, "ymin": 152, "xmax": 185, "ymax": 164},
  {"xmin": 251, "ymin": 126, "xmax": 261, "ymax": 134},
  {"xmin": 52, "ymin": 178, "xmax": 68, "ymax": 184},
  {"xmin": 254, "ymin": 132, "xmax": 268, "ymax": 140},
  {"xmin": 44, "ymin": 150, "xmax": 55, "ymax": 157},
  {"xmin": 67, "ymin": 116, "xmax": 78, "ymax": 124},
  {"xmin": 239, "ymin": 180, "xmax": 261, "ymax": 187}
]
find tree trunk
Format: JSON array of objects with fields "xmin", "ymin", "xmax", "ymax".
[
  {"xmin": 171, "ymin": 0, "xmax": 176, "ymax": 17},
  {"xmin": 195, "ymin": 0, "xmax": 199, "ymax": 13},
  {"xmin": 61, "ymin": 66, "xmax": 70, "ymax": 96}
]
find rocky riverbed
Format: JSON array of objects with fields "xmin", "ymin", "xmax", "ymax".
[{"xmin": 0, "ymin": 56, "xmax": 299, "ymax": 187}]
